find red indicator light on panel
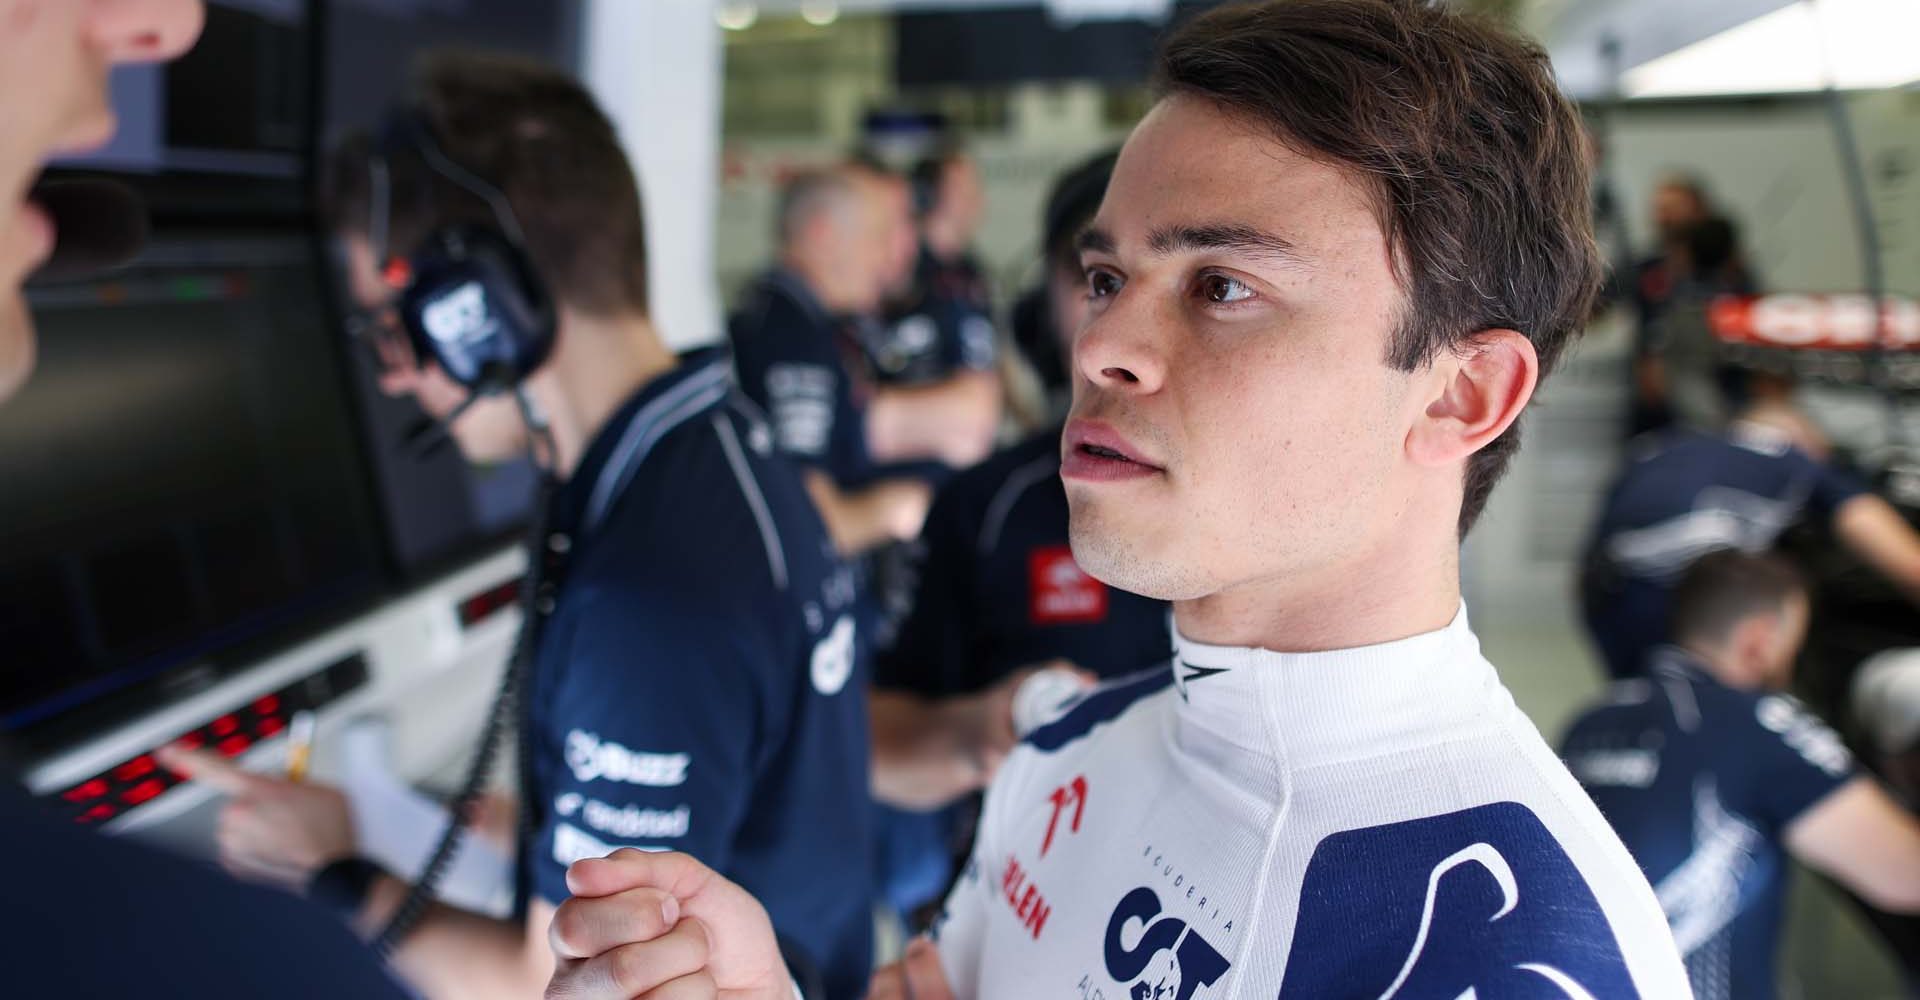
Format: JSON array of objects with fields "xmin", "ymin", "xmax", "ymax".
[
  {"xmin": 121, "ymin": 780, "xmax": 165, "ymax": 806},
  {"xmin": 252, "ymin": 694, "xmax": 281, "ymax": 715},
  {"xmin": 80, "ymin": 804, "xmax": 116, "ymax": 824},
  {"xmin": 211, "ymin": 715, "xmax": 239, "ymax": 737},
  {"xmin": 217, "ymin": 735, "xmax": 251, "ymax": 757},
  {"xmin": 175, "ymin": 731, "xmax": 204, "ymax": 750},
  {"xmin": 62, "ymin": 779, "xmax": 109, "ymax": 803},
  {"xmin": 112, "ymin": 756, "xmax": 156, "ymax": 782},
  {"xmin": 256, "ymin": 716, "xmax": 285, "ymax": 738}
]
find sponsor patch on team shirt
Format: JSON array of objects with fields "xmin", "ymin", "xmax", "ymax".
[
  {"xmin": 1029, "ymin": 546, "xmax": 1108, "ymax": 625},
  {"xmin": 564, "ymin": 729, "xmax": 690, "ymax": 787},
  {"xmin": 764, "ymin": 362, "xmax": 836, "ymax": 455},
  {"xmin": 1280, "ymin": 802, "xmax": 1637, "ymax": 999},
  {"xmin": 811, "ymin": 614, "xmax": 856, "ymax": 695},
  {"xmin": 1754, "ymin": 695, "xmax": 1851, "ymax": 777},
  {"xmin": 554, "ymin": 792, "xmax": 693, "ymax": 840},
  {"xmin": 1567, "ymin": 748, "xmax": 1661, "ymax": 788}
]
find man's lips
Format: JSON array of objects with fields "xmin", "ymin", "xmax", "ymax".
[{"xmin": 1062, "ymin": 419, "xmax": 1162, "ymax": 481}]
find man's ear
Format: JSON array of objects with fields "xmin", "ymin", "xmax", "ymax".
[{"xmin": 1407, "ymin": 329, "xmax": 1538, "ymax": 468}]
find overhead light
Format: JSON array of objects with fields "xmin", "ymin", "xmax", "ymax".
[
  {"xmin": 716, "ymin": 2, "xmax": 758, "ymax": 32},
  {"xmin": 800, "ymin": 0, "xmax": 839, "ymax": 27},
  {"xmin": 1045, "ymin": 0, "xmax": 1174, "ymax": 25},
  {"xmin": 1623, "ymin": 0, "xmax": 1920, "ymax": 98}
]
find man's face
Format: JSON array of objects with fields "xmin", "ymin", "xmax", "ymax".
[
  {"xmin": 0, "ymin": 0, "xmax": 204, "ymax": 402},
  {"xmin": 340, "ymin": 234, "xmax": 528, "ymax": 463},
  {"xmin": 1652, "ymin": 183, "xmax": 1705, "ymax": 242},
  {"xmin": 832, "ymin": 177, "xmax": 897, "ymax": 314},
  {"xmin": 875, "ymin": 173, "xmax": 918, "ymax": 299},
  {"xmin": 943, "ymin": 157, "xmax": 986, "ymax": 243},
  {"xmin": 1065, "ymin": 96, "xmax": 1419, "ymax": 601}
]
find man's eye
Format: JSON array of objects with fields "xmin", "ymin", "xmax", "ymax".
[
  {"xmin": 1086, "ymin": 269, "xmax": 1122, "ymax": 299},
  {"xmin": 1199, "ymin": 273, "xmax": 1255, "ymax": 304}
]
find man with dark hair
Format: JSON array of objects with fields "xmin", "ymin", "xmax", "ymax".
[
  {"xmin": 544, "ymin": 2, "xmax": 1693, "ymax": 997},
  {"xmin": 1564, "ymin": 550, "xmax": 1920, "ymax": 1000},
  {"xmin": 1580, "ymin": 397, "xmax": 1920, "ymax": 679},
  {"xmin": 0, "ymin": 2, "xmax": 414, "ymax": 997},
  {"xmin": 163, "ymin": 51, "xmax": 875, "ymax": 1000}
]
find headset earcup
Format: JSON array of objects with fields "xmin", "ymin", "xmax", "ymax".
[{"xmin": 398, "ymin": 225, "xmax": 557, "ymax": 391}]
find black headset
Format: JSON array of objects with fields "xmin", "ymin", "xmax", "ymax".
[
  {"xmin": 370, "ymin": 109, "xmax": 558, "ymax": 397},
  {"xmin": 363, "ymin": 109, "xmax": 562, "ymax": 954}
]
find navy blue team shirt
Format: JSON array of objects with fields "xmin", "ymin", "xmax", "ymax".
[
  {"xmin": 730, "ymin": 269, "xmax": 877, "ymax": 489},
  {"xmin": 1, "ymin": 784, "xmax": 411, "ymax": 998},
  {"xmin": 878, "ymin": 426, "xmax": 1171, "ymax": 695},
  {"xmin": 1561, "ymin": 647, "xmax": 1855, "ymax": 1000},
  {"xmin": 521, "ymin": 356, "xmax": 873, "ymax": 1000},
  {"xmin": 1582, "ymin": 426, "xmax": 1865, "ymax": 678}
]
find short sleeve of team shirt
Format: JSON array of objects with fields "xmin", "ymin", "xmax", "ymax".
[
  {"xmin": 1721, "ymin": 690, "xmax": 1855, "ymax": 835},
  {"xmin": 528, "ymin": 581, "xmax": 785, "ymax": 905},
  {"xmin": 729, "ymin": 284, "xmax": 870, "ymax": 481},
  {"xmin": 1791, "ymin": 448, "xmax": 1869, "ymax": 515}
]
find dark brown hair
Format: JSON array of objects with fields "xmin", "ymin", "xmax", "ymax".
[
  {"xmin": 323, "ymin": 50, "xmax": 649, "ymax": 317},
  {"xmin": 1155, "ymin": 0, "xmax": 1601, "ymax": 533},
  {"xmin": 1670, "ymin": 549, "xmax": 1806, "ymax": 648}
]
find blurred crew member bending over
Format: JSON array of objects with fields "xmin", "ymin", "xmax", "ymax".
[{"xmin": 1564, "ymin": 550, "xmax": 1920, "ymax": 1000}]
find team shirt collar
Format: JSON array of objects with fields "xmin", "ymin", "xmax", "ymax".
[{"xmin": 1168, "ymin": 604, "xmax": 1497, "ymax": 767}]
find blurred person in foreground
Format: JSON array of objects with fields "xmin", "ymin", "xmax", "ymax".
[{"xmin": 0, "ymin": 2, "xmax": 410, "ymax": 996}]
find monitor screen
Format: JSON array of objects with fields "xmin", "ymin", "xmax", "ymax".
[{"xmin": 0, "ymin": 230, "xmax": 386, "ymax": 734}]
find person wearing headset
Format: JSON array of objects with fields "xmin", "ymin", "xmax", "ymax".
[
  {"xmin": 161, "ymin": 51, "xmax": 875, "ymax": 1000},
  {"xmin": 1, "ymin": 2, "xmax": 412, "ymax": 997}
]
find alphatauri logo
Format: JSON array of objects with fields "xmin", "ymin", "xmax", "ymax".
[
  {"xmin": 420, "ymin": 281, "xmax": 497, "ymax": 347},
  {"xmin": 1103, "ymin": 887, "xmax": 1231, "ymax": 1000}
]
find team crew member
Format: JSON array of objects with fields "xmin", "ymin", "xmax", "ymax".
[
  {"xmin": 731, "ymin": 167, "xmax": 998, "ymax": 557},
  {"xmin": 1626, "ymin": 174, "xmax": 1714, "ymax": 436},
  {"xmin": 868, "ymin": 152, "xmax": 1170, "ymax": 915},
  {"xmin": 1581, "ymin": 397, "xmax": 1920, "ymax": 678},
  {"xmin": 867, "ymin": 148, "xmax": 999, "ymax": 388},
  {"xmin": 543, "ymin": 4, "xmax": 1695, "ymax": 998},
  {"xmin": 163, "ymin": 54, "xmax": 874, "ymax": 1000},
  {"xmin": 0, "ymin": 3, "xmax": 413, "ymax": 998},
  {"xmin": 1563, "ymin": 551, "xmax": 1920, "ymax": 1000}
]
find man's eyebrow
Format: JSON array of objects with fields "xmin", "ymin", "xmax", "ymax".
[
  {"xmin": 1076, "ymin": 226, "xmax": 1116, "ymax": 257},
  {"xmin": 1148, "ymin": 223, "xmax": 1313, "ymax": 269}
]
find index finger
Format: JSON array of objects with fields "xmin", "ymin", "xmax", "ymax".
[
  {"xmin": 156, "ymin": 745, "xmax": 265, "ymax": 797},
  {"xmin": 565, "ymin": 849, "xmax": 722, "ymax": 902}
]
